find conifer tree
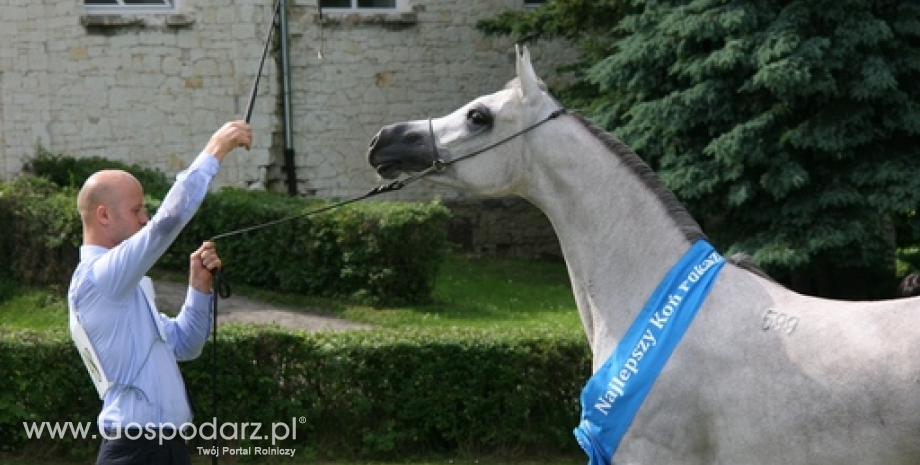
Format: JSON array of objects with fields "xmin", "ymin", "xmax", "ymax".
[{"xmin": 480, "ymin": 0, "xmax": 920, "ymax": 298}]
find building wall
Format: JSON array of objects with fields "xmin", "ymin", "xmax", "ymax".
[
  {"xmin": 1, "ymin": 0, "xmax": 278, "ymax": 187},
  {"xmin": 0, "ymin": 0, "xmax": 575, "ymax": 256},
  {"xmin": 286, "ymin": 1, "xmax": 575, "ymax": 201}
]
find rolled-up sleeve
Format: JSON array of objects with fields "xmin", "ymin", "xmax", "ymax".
[{"xmin": 163, "ymin": 286, "xmax": 213, "ymax": 361}]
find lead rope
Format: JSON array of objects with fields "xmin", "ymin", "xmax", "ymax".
[
  {"xmin": 203, "ymin": 161, "xmax": 432, "ymax": 465},
  {"xmin": 206, "ymin": 4, "xmax": 566, "ymax": 458},
  {"xmin": 208, "ymin": 269, "xmax": 230, "ymax": 465},
  {"xmin": 204, "ymin": 1, "xmax": 439, "ymax": 458},
  {"xmin": 203, "ymin": 109, "xmax": 562, "ymax": 460}
]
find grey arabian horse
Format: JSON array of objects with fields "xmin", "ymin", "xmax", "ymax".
[{"xmin": 367, "ymin": 47, "xmax": 920, "ymax": 465}]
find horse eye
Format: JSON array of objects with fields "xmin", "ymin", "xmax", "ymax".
[{"xmin": 466, "ymin": 108, "xmax": 492, "ymax": 127}]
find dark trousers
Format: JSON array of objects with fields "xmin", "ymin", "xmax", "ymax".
[{"xmin": 96, "ymin": 433, "xmax": 191, "ymax": 465}]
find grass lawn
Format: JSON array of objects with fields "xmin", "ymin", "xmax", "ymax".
[
  {"xmin": 0, "ymin": 253, "xmax": 581, "ymax": 333},
  {"xmin": 207, "ymin": 253, "xmax": 581, "ymax": 331},
  {"xmin": 344, "ymin": 253, "xmax": 579, "ymax": 329},
  {"xmin": 0, "ymin": 280, "xmax": 68, "ymax": 331}
]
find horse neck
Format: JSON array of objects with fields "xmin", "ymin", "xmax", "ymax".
[{"xmin": 520, "ymin": 115, "xmax": 705, "ymax": 362}]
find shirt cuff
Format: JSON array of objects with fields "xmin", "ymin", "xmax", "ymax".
[
  {"xmin": 188, "ymin": 151, "xmax": 221, "ymax": 177},
  {"xmin": 185, "ymin": 286, "xmax": 213, "ymax": 312}
]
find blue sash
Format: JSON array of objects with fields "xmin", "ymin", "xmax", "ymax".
[{"xmin": 573, "ymin": 240, "xmax": 725, "ymax": 465}]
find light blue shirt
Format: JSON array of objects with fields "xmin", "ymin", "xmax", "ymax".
[{"xmin": 68, "ymin": 152, "xmax": 219, "ymax": 431}]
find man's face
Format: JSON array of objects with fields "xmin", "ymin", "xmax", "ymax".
[{"xmin": 108, "ymin": 178, "xmax": 148, "ymax": 245}]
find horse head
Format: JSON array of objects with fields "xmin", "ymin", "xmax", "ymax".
[{"xmin": 367, "ymin": 46, "xmax": 562, "ymax": 197}]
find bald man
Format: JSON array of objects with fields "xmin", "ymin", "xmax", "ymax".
[{"xmin": 68, "ymin": 121, "xmax": 251, "ymax": 465}]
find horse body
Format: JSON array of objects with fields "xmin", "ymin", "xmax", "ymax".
[{"xmin": 367, "ymin": 46, "xmax": 920, "ymax": 464}]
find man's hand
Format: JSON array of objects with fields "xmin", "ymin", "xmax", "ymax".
[
  {"xmin": 190, "ymin": 241, "xmax": 222, "ymax": 294},
  {"xmin": 204, "ymin": 120, "xmax": 252, "ymax": 161}
]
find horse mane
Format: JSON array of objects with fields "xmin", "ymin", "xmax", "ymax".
[
  {"xmin": 728, "ymin": 252, "xmax": 778, "ymax": 282},
  {"xmin": 568, "ymin": 111, "xmax": 707, "ymax": 244}
]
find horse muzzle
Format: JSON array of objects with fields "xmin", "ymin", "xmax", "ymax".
[{"xmin": 367, "ymin": 121, "xmax": 438, "ymax": 179}]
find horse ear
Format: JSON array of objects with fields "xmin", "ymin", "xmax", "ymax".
[{"xmin": 516, "ymin": 45, "xmax": 543, "ymax": 104}]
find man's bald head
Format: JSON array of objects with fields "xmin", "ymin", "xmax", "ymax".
[
  {"xmin": 77, "ymin": 170, "xmax": 148, "ymax": 247},
  {"xmin": 77, "ymin": 170, "xmax": 139, "ymax": 218}
]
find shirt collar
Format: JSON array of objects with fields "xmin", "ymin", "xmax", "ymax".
[{"xmin": 80, "ymin": 245, "xmax": 111, "ymax": 261}]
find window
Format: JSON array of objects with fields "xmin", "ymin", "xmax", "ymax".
[
  {"xmin": 85, "ymin": 0, "xmax": 177, "ymax": 14},
  {"xmin": 319, "ymin": 0, "xmax": 407, "ymax": 12}
]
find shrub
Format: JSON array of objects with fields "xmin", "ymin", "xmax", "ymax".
[
  {"xmin": 27, "ymin": 146, "xmax": 171, "ymax": 199},
  {"xmin": 1, "ymin": 166, "xmax": 450, "ymax": 305},
  {"xmin": 0, "ymin": 325, "xmax": 590, "ymax": 461},
  {"xmin": 0, "ymin": 329, "xmax": 100, "ymax": 459},
  {"xmin": 0, "ymin": 176, "xmax": 81, "ymax": 291},
  {"xmin": 159, "ymin": 189, "xmax": 451, "ymax": 306}
]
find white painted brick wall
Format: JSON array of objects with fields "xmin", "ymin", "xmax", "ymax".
[{"xmin": 0, "ymin": 0, "xmax": 575, "ymax": 203}]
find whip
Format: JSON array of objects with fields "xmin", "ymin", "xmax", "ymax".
[
  {"xmin": 204, "ymin": 2, "xmax": 427, "ymax": 461},
  {"xmin": 208, "ymin": 2, "xmax": 281, "ymax": 464}
]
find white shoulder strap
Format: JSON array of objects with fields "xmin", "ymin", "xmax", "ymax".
[
  {"xmin": 140, "ymin": 276, "xmax": 168, "ymax": 342},
  {"xmin": 69, "ymin": 308, "xmax": 112, "ymax": 399}
]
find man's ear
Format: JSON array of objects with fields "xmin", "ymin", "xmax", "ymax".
[{"xmin": 95, "ymin": 204, "xmax": 110, "ymax": 226}]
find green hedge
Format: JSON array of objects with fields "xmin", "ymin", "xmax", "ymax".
[
  {"xmin": 160, "ymin": 189, "xmax": 451, "ymax": 305},
  {"xmin": 0, "ymin": 326, "xmax": 590, "ymax": 461},
  {"xmin": 0, "ymin": 176, "xmax": 81, "ymax": 292},
  {"xmin": 2, "ymin": 161, "xmax": 450, "ymax": 305},
  {"xmin": 28, "ymin": 146, "xmax": 172, "ymax": 199}
]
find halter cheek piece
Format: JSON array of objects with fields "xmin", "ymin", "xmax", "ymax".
[
  {"xmin": 428, "ymin": 118, "xmax": 447, "ymax": 173},
  {"xmin": 427, "ymin": 107, "xmax": 566, "ymax": 174}
]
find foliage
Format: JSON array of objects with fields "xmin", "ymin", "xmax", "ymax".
[
  {"xmin": 27, "ymin": 145, "xmax": 172, "ymax": 199},
  {"xmin": 0, "ymin": 325, "xmax": 590, "ymax": 461},
  {"xmin": 477, "ymin": 0, "xmax": 637, "ymax": 109},
  {"xmin": 0, "ymin": 329, "xmax": 100, "ymax": 459},
  {"xmin": 897, "ymin": 245, "xmax": 920, "ymax": 276},
  {"xmin": 0, "ymin": 172, "xmax": 450, "ymax": 305},
  {"xmin": 0, "ymin": 176, "xmax": 81, "ymax": 291},
  {"xmin": 478, "ymin": 0, "xmax": 920, "ymax": 298},
  {"xmin": 157, "ymin": 188, "xmax": 451, "ymax": 306}
]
